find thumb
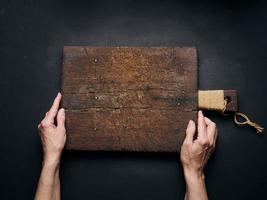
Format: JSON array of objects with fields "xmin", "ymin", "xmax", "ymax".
[
  {"xmin": 57, "ymin": 108, "xmax": 65, "ymax": 130},
  {"xmin": 184, "ymin": 120, "xmax": 196, "ymax": 143}
]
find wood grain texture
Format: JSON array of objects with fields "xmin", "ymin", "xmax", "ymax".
[
  {"xmin": 62, "ymin": 47, "xmax": 198, "ymax": 152},
  {"xmin": 224, "ymin": 90, "xmax": 238, "ymax": 112}
]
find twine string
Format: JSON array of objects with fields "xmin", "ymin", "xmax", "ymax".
[
  {"xmin": 234, "ymin": 112, "xmax": 264, "ymax": 134},
  {"xmin": 216, "ymin": 96, "xmax": 263, "ymax": 134},
  {"xmin": 221, "ymin": 98, "xmax": 228, "ymax": 115}
]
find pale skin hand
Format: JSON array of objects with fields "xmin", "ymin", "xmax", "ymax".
[
  {"xmin": 35, "ymin": 93, "xmax": 66, "ymax": 200},
  {"xmin": 181, "ymin": 110, "xmax": 218, "ymax": 200}
]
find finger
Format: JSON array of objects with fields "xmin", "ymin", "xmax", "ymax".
[
  {"xmin": 184, "ymin": 120, "xmax": 196, "ymax": 143},
  {"xmin": 56, "ymin": 108, "xmax": 65, "ymax": 130},
  {"xmin": 204, "ymin": 116, "xmax": 213, "ymax": 126},
  {"xmin": 198, "ymin": 110, "xmax": 207, "ymax": 139},
  {"xmin": 204, "ymin": 117, "xmax": 217, "ymax": 144},
  {"xmin": 46, "ymin": 93, "xmax": 62, "ymax": 122}
]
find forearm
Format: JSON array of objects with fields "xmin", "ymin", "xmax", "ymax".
[
  {"xmin": 184, "ymin": 169, "xmax": 208, "ymax": 200},
  {"xmin": 35, "ymin": 159, "xmax": 61, "ymax": 200}
]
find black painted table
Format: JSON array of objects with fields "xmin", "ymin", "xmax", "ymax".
[{"xmin": 0, "ymin": 1, "xmax": 267, "ymax": 199}]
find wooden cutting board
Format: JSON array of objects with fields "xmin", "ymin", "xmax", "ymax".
[{"xmin": 62, "ymin": 47, "xmax": 198, "ymax": 152}]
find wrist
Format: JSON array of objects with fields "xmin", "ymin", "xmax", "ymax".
[
  {"xmin": 42, "ymin": 160, "xmax": 60, "ymax": 174},
  {"xmin": 43, "ymin": 154, "xmax": 61, "ymax": 170},
  {"xmin": 183, "ymin": 167, "xmax": 205, "ymax": 182}
]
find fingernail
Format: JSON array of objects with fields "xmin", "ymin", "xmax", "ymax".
[
  {"xmin": 60, "ymin": 108, "xmax": 65, "ymax": 115},
  {"xmin": 187, "ymin": 120, "xmax": 194, "ymax": 128},
  {"xmin": 198, "ymin": 110, "xmax": 203, "ymax": 117}
]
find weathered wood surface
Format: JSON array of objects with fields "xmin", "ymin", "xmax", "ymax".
[
  {"xmin": 224, "ymin": 90, "xmax": 238, "ymax": 112},
  {"xmin": 62, "ymin": 47, "xmax": 198, "ymax": 151}
]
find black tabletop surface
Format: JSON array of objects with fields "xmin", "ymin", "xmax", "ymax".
[{"xmin": 1, "ymin": 0, "xmax": 267, "ymax": 199}]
